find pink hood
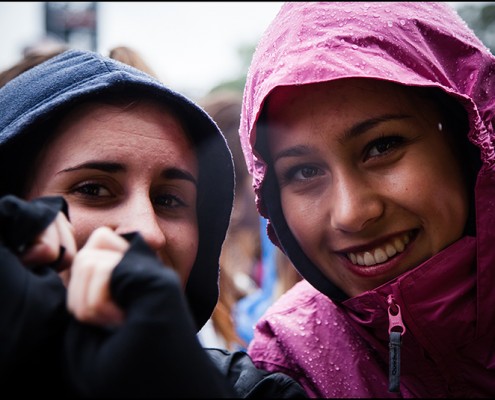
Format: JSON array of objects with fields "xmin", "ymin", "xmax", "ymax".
[{"xmin": 240, "ymin": 1, "xmax": 495, "ymax": 300}]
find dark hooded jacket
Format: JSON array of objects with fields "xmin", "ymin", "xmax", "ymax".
[
  {"xmin": 240, "ymin": 2, "xmax": 495, "ymax": 398},
  {"xmin": 0, "ymin": 49, "xmax": 306, "ymax": 397}
]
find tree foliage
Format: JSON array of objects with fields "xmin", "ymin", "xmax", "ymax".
[{"xmin": 456, "ymin": 2, "xmax": 495, "ymax": 54}]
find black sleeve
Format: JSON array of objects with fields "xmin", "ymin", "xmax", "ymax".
[
  {"xmin": 64, "ymin": 232, "xmax": 236, "ymax": 398},
  {"xmin": 0, "ymin": 194, "xmax": 68, "ymax": 254},
  {"xmin": 205, "ymin": 348, "xmax": 307, "ymax": 398},
  {"xmin": 0, "ymin": 195, "xmax": 70, "ymax": 395}
]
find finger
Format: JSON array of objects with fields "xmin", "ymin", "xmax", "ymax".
[
  {"xmin": 19, "ymin": 212, "xmax": 77, "ymax": 270},
  {"xmin": 20, "ymin": 222, "xmax": 60, "ymax": 266},
  {"xmin": 53, "ymin": 212, "xmax": 77, "ymax": 272},
  {"xmin": 67, "ymin": 248, "xmax": 93, "ymax": 318},
  {"xmin": 69, "ymin": 256, "xmax": 125, "ymax": 325},
  {"xmin": 68, "ymin": 227, "xmax": 125, "ymax": 314},
  {"xmin": 85, "ymin": 226, "xmax": 129, "ymax": 253},
  {"xmin": 85, "ymin": 248, "xmax": 125, "ymax": 325},
  {"xmin": 67, "ymin": 230, "xmax": 128, "ymax": 326}
]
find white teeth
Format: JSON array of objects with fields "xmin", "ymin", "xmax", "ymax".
[
  {"xmin": 346, "ymin": 233, "xmax": 411, "ymax": 266},
  {"xmin": 364, "ymin": 252, "xmax": 374, "ymax": 266},
  {"xmin": 385, "ymin": 243, "xmax": 397, "ymax": 257},
  {"xmin": 374, "ymin": 248, "xmax": 387, "ymax": 263},
  {"xmin": 357, "ymin": 253, "xmax": 365, "ymax": 265},
  {"xmin": 393, "ymin": 237, "xmax": 405, "ymax": 252}
]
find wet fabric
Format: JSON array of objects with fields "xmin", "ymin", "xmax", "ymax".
[{"xmin": 240, "ymin": 2, "xmax": 495, "ymax": 397}]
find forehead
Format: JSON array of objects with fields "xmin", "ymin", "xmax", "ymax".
[
  {"xmin": 266, "ymin": 78, "xmax": 434, "ymax": 122},
  {"xmin": 61, "ymin": 98, "xmax": 183, "ymax": 128},
  {"xmin": 35, "ymin": 98, "xmax": 198, "ymax": 176},
  {"xmin": 52, "ymin": 99, "xmax": 192, "ymax": 146}
]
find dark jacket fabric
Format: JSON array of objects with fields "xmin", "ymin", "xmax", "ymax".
[
  {"xmin": 0, "ymin": 195, "xmax": 74, "ymax": 397},
  {"xmin": 0, "ymin": 50, "xmax": 306, "ymax": 398},
  {"xmin": 0, "ymin": 195, "xmax": 305, "ymax": 398}
]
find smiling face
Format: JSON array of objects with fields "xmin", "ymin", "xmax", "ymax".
[
  {"xmin": 25, "ymin": 99, "xmax": 199, "ymax": 286},
  {"xmin": 265, "ymin": 79, "xmax": 469, "ymax": 297}
]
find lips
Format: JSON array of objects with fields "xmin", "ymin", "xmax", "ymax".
[{"xmin": 346, "ymin": 232, "xmax": 412, "ymax": 267}]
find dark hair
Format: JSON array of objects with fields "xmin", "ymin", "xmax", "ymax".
[
  {"xmin": 424, "ymin": 86, "xmax": 480, "ymax": 236},
  {"xmin": 0, "ymin": 49, "xmax": 66, "ymax": 89}
]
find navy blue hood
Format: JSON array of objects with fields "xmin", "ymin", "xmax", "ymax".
[{"xmin": 0, "ymin": 49, "xmax": 235, "ymax": 330}]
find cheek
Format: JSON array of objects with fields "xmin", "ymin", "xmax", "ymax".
[
  {"xmin": 391, "ymin": 157, "xmax": 468, "ymax": 238},
  {"xmin": 281, "ymin": 193, "xmax": 319, "ymax": 249},
  {"xmin": 69, "ymin": 211, "xmax": 101, "ymax": 249},
  {"xmin": 170, "ymin": 223, "xmax": 199, "ymax": 287},
  {"xmin": 419, "ymin": 168, "xmax": 468, "ymax": 238}
]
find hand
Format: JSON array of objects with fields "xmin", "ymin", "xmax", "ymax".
[
  {"xmin": 19, "ymin": 211, "xmax": 77, "ymax": 278},
  {"xmin": 67, "ymin": 226, "xmax": 130, "ymax": 327}
]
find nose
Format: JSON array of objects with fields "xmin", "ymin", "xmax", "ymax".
[
  {"xmin": 330, "ymin": 173, "xmax": 384, "ymax": 233},
  {"xmin": 112, "ymin": 196, "xmax": 166, "ymax": 252}
]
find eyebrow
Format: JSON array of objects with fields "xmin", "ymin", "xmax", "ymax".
[
  {"xmin": 273, "ymin": 113, "xmax": 411, "ymax": 162},
  {"xmin": 341, "ymin": 113, "xmax": 410, "ymax": 143},
  {"xmin": 60, "ymin": 161, "xmax": 124, "ymax": 174},
  {"xmin": 162, "ymin": 168, "xmax": 197, "ymax": 186},
  {"xmin": 59, "ymin": 161, "xmax": 198, "ymax": 186}
]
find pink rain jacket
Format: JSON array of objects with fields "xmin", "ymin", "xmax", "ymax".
[{"xmin": 239, "ymin": 2, "xmax": 495, "ymax": 398}]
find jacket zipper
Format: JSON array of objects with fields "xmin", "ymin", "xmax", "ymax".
[{"xmin": 387, "ymin": 294, "xmax": 406, "ymax": 393}]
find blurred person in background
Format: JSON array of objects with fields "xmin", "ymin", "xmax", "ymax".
[
  {"xmin": 0, "ymin": 37, "xmax": 68, "ymax": 88},
  {"xmin": 109, "ymin": 45, "xmax": 158, "ymax": 79},
  {"xmin": 200, "ymin": 90, "xmax": 301, "ymax": 349},
  {"xmin": 199, "ymin": 90, "xmax": 258, "ymax": 351}
]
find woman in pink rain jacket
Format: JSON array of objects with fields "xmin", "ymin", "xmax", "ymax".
[{"xmin": 239, "ymin": 2, "xmax": 495, "ymax": 397}]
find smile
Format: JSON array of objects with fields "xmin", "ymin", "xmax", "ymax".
[{"xmin": 346, "ymin": 232, "xmax": 412, "ymax": 266}]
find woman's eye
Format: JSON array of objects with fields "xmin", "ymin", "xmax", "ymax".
[
  {"xmin": 154, "ymin": 194, "xmax": 186, "ymax": 208},
  {"xmin": 283, "ymin": 165, "xmax": 322, "ymax": 183},
  {"xmin": 365, "ymin": 135, "xmax": 405, "ymax": 159},
  {"xmin": 73, "ymin": 183, "xmax": 111, "ymax": 197},
  {"xmin": 297, "ymin": 166, "xmax": 320, "ymax": 179}
]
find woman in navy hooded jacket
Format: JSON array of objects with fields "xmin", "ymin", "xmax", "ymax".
[
  {"xmin": 0, "ymin": 49, "xmax": 306, "ymax": 398},
  {"xmin": 238, "ymin": 2, "xmax": 495, "ymax": 398}
]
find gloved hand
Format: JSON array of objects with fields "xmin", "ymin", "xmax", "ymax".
[{"xmin": 65, "ymin": 229, "xmax": 235, "ymax": 398}]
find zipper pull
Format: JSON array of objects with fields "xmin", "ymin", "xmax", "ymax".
[{"xmin": 387, "ymin": 295, "xmax": 406, "ymax": 393}]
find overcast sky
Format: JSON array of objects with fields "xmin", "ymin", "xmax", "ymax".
[
  {"xmin": 0, "ymin": 2, "xmax": 284, "ymax": 99},
  {"xmin": 0, "ymin": 2, "xmax": 489, "ymax": 100}
]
